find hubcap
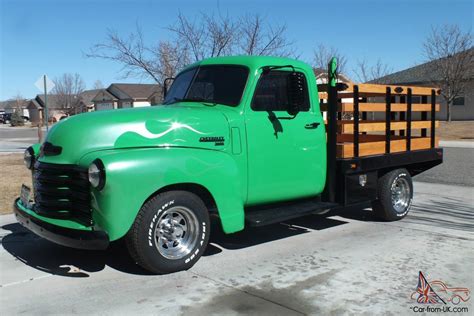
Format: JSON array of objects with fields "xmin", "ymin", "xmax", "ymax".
[
  {"xmin": 391, "ymin": 177, "xmax": 411, "ymax": 213},
  {"xmin": 154, "ymin": 206, "xmax": 199, "ymax": 260}
]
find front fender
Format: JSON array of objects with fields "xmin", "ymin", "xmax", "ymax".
[{"xmin": 79, "ymin": 148, "xmax": 244, "ymax": 241}]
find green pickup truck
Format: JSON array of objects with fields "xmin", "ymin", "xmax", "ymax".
[{"xmin": 14, "ymin": 56, "xmax": 443, "ymax": 273}]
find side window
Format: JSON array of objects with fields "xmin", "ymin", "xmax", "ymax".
[{"xmin": 251, "ymin": 71, "xmax": 310, "ymax": 112}]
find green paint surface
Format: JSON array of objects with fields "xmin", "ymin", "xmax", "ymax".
[
  {"xmin": 24, "ymin": 56, "xmax": 327, "ymax": 240},
  {"xmin": 15, "ymin": 199, "xmax": 93, "ymax": 231}
]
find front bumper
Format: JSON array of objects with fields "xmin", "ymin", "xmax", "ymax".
[{"xmin": 13, "ymin": 198, "xmax": 109, "ymax": 250}]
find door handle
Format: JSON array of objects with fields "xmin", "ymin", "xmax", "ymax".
[{"xmin": 305, "ymin": 122, "xmax": 320, "ymax": 129}]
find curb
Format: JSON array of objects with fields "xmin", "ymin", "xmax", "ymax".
[{"xmin": 439, "ymin": 140, "xmax": 474, "ymax": 149}]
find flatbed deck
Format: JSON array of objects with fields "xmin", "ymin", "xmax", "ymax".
[
  {"xmin": 319, "ymin": 82, "xmax": 440, "ymax": 159},
  {"xmin": 321, "ymin": 78, "xmax": 442, "ymax": 206}
]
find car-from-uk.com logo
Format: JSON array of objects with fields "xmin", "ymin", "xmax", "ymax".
[{"xmin": 409, "ymin": 271, "xmax": 470, "ymax": 313}]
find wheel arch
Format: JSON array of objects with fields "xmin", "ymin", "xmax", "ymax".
[
  {"xmin": 376, "ymin": 166, "xmax": 413, "ymax": 180},
  {"xmin": 147, "ymin": 182, "xmax": 218, "ymax": 214}
]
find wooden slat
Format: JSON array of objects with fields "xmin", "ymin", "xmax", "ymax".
[
  {"xmin": 335, "ymin": 120, "xmax": 439, "ymax": 133},
  {"xmin": 343, "ymin": 83, "xmax": 440, "ymax": 96},
  {"xmin": 320, "ymin": 103, "xmax": 440, "ymax": 112},
  {"xmin": 318, "ymin": 84, "xmax": 441, "ymax": 99},
  {"xmin": 318, "ymin": 83, "xmax": 438, "ymax": 94},
  {"xmin": 336, "ymin": 137, "xmax": 439, "ymax": 158},
  {"xmin": 317, "ymin": 83, "xmax": 440, "ymax": 95},
  {"xmin": 337, "ymin": 134, "xmax": 403, "ymax": 143}
]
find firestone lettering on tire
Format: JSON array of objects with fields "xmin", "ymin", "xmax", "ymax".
[
  {"xmin": 186, "ymin": 222, "xmax": 206, "ymax": 264},
  {"xmin": 148, "ymin": 200, "xmax": 175, "ymax": 247}
]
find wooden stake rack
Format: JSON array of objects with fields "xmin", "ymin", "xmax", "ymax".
[{"xmin": 319, "ymin": 83, "xmax": 441, "ymax": 158}]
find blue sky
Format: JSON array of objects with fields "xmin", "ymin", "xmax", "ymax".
[{"xmin": 0, "ymin": 0, "xmax": 472, "ymax": 100}]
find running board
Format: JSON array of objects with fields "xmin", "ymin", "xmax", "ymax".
[{"xmin": 245, "ymin": 200, "xmax": 339, "ymax": 227}]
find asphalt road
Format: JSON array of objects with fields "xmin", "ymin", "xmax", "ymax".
[
  {"xmin": 0, "ymin": 125, "xmax": 473, "ymax": 315},
  {"xmin": 414, "ymin": 146, "xmax": 474, "ymax": 186},
  {"xmin": 0, "ymin": 125, "xmax": 43, "ymax": 153}
]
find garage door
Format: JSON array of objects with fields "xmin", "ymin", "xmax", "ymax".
[
  {"xmin": 121, "ymin": 101, "xmax": 132, "ymax": 108},
  {"xmin": 96, "ymin": 103, "xmax": 114, "ymax": 111}
]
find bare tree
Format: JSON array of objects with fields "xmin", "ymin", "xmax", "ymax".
[
  {"xmin": 423, "ymin": 25, "xmax": 473, "ymax": 122},
  {"xmin": 52, "ymin": 73, "xmax": 85, "ymax": 114},
  {"xmin": 169, "ymin": 12, "xmax": 293, "ymax": 58},
  {"xmin": 86, "ymin": 26, "xmax": 163, "ymax": 83},
  {"xmin": 168, "ymin": 12, "xmax": 237, "ymax": 62},
  {"xmin": 93, "ymin": 80, "xmax": 104, "ymax": 89},
  {"xmin": 10, "ymin": 93, "xmax": 26, "ymax": 126},
  {"xmin": 239, "ymin": 14, "xmax": 293, "ymax": 57},
  {"xmin": 206, "ymin": 13, "xmax": 238, "ymax": 57},
  {"xmin": 87, "ymin": 12, "xmax": 294, "ymax": 83},
  {"xmin": 152, "ymin": 41, "xmax": 190, "ymax": 80},
  {"xmin": 353, "ymin": 58, "xmax": 393, "ymax": 83},
  {"xmin": 313, "ymin": 44, "xmax": 347, "ymax": 74},
  {"xmin": 13, "ymin": 93, "xmax": 25, "ymax": 109}
]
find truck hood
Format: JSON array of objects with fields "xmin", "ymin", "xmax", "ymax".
[{"xmin": 41, "ymin": 104, "xmax": 230, "ymax": 164}]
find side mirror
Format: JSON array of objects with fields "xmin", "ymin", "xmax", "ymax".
[{"xmin": 287, "ymin": 72, "xmax": 305, "ymax": 116}]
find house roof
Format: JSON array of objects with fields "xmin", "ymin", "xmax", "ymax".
[
  {"xmin": 91, "ymin": 89, "xmax": 118, "ymax": 102},
  {"xmin": 373, "ymin": 61, "xmax": 440, "ymax": 85},
  {"xmin": 27, "ymin": 99, "xmax": 42, "ymax": 110},
  {"xmin": 29, "ymin": 90, "xmax": 101, "ymax": 109},
  {"xmin": 79, "ymin": 89, "xmax": 102, "ymax": 105},
  {"xmin": 0, "ymin": 99, "xmax": 29, "ymax": 109},
  {"xmin": 374, "ymin": 47, "xmax": 474, "ymax": 85},
  {"xmin": 36, "ymin": 94, "xmax": 64, "ymax": 109},
  {"xmin": 109, "ymin": 83, "xmax": 161, "ymax": 100}
]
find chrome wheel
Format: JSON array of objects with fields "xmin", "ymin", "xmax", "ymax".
[
  {"xmin": 154, "ymin": 206, "xmax": 199, "ymax": 260},
  {"xmin": 391, "ymin": 177, "xmax": 411, "ymax": 213}
]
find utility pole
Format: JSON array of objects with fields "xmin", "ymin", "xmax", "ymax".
[
  {"xmin": 35, "ymin": 74, "xmax": 54, "ymax": 142},
  {"xmin": 43, "ymin": 75, "xmax": 49, "ymax": 133}
]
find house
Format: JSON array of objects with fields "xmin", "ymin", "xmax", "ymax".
[
  {"xmin": 92, "ymin": 83, "xmax": 161, "ymax": 111},
  {"xmin": 0, "ymin": 99, "xmax": 29, "ymax": 117},
  {"xmin": 374, "ymin": 49, "xmax": 474, "ymax": 121},
  {"xmin": 313, "ymin": 68, "xmax": 352, "ymax": 85},
  {"xmin": 77, "ymin": 89, "xmax": 102, "ymax": 112},
  {"xmin": 27, "ymin": 95, "xmax": 67, "ymax": 125},
  {"xmin": 91, "ymin": 89, "xmax": 119, "ymax": 111},
  {"xmin": 25, "ymin": 83, "xmax": 162, "ymax": 124},
  {"xmin": 314, "ymin": 68, "xmax": 353, "ymax": 120}
]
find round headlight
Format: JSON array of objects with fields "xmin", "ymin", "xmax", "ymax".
[
  {"xmin": 24, "ymin": 147, "xmax": 35, "ymax": 169},
  {"xmin": 88, "ymin": 160, "xmax": 106, "ymax": 190}
]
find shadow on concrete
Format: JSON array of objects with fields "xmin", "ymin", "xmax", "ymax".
[
  {"xmin": 405, "ymin": 196, "xmax": 474, "ymax": 232},
  {"xmin": 1, "ymin": 213, "xmax": 349, "ymax": 277},
  {"xmin": 329, "ymin": 196, "xmax": 474, "ymax": 233},
  {"xmin": 207, "ymin": 215, "xmax": 348, "ymax": 252},
  {"xmin": 5, "ymin": 195, "xmax": 470, "ymax": 278},
  {"xmin": 1, "ymin": 223, "xmax": 153, "ymax": 277}
]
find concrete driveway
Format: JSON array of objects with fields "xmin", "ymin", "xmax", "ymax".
[{"xmin": 1, "ymin": 180, "xmax": 473, "ymax": 315}]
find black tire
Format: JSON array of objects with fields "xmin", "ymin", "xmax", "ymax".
[
  {"xmin": 371, "ymin": 168, "xmax": 413, "ymax": 221},
  {"xmin": 126, "ymin": 191, "xmax": 210, "ymax": 274}
]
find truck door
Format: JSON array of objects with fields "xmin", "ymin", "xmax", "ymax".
[{"xmin": 245, "ymin": 69, "xmax": 326, "ymax": 205}]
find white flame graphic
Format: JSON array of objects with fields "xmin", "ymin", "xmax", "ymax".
[{"xmin": 132, "ymin": 121, "xmax": 208, "ymax": 139}]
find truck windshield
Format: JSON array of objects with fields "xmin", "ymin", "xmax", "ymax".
[{"xmin": 163, "ymin": 65, "xmax": 249, "ymax": 106}]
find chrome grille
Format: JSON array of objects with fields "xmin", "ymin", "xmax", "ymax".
[{"xmin": 33, "ymin": 161, "xmax": 92, "ymax": 226}]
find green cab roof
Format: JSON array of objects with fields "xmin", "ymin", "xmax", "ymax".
[{"xmin": 183, "ymin": 55, "xmax": 311, "ymax": 72}]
